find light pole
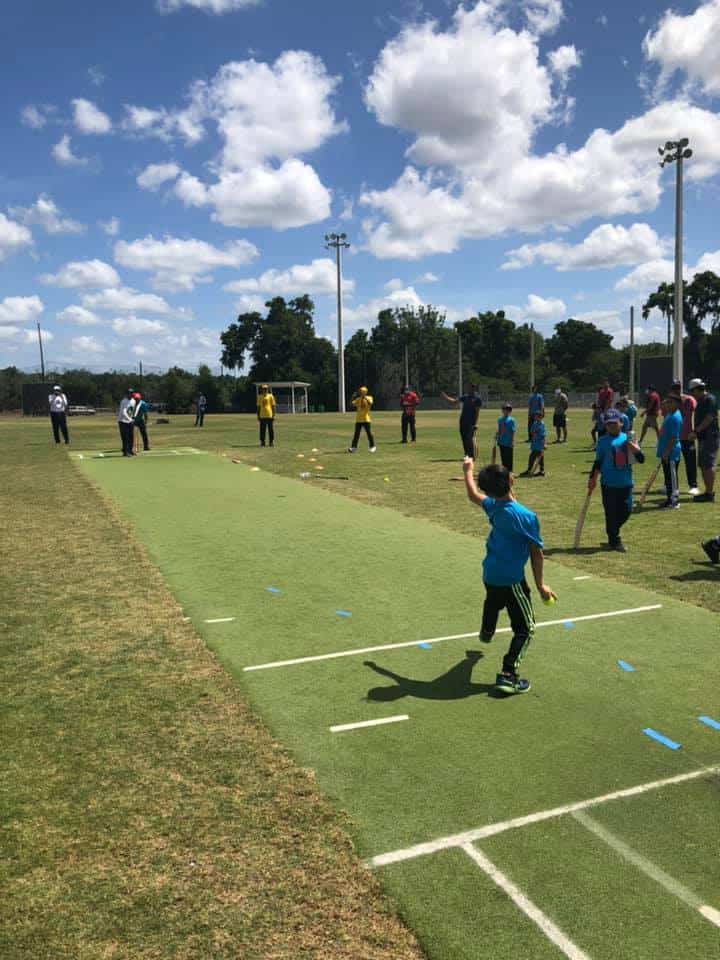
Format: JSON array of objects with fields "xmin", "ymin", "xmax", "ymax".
[
  {"xmin": 658, "ymin": 138, "xmax": 692, "ymax": 384},
  {"xmin": 324, "ymin": 232, "xmax": 350, "ymax": 413},
  {"xmin": 629, "ymin": 306, "xmax": 635, "ymax": 400},
  {"xmin": 529, "ymin": 323, "xmax": 535, "ymax": 389},
  {"xmin": 36, "ymin": 320, "xmax": 46, "ymax": 382}
]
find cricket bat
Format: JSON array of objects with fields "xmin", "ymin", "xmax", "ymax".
[
  {"xmin": 573, "ymin": 487, "xmax": 595, "ymax": 549},
  {"xmin": 132, "ymin": 427, "xmax": 139, "ymax": 454},
  {"xmin": 636, "ymin": 461, "xmax": 662, "ymax": 509},
  {"xmin": 491, "ymin": 444, "xmax": 497, "ymax": 464}
]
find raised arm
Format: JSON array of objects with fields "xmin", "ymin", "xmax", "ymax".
[
  {"xmin": 462, "ymin": 456, "xmax": 486, "ymax": 505},
  {"xmin": 441, "ymin": 390, "xmax": 458, "ymax": 405}
]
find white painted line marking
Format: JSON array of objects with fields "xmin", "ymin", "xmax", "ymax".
[
  {"xmin": 182, "ymin": 617, "xmax": 191, "ymax": 622},
  {"xmin": 368, "ymin": 765, "xmax": 717, "ymax": 868},
  {"xmin": 461, "ymin": 844, "xmax": 591, "ymax": 960},
  {"xmin": 573, "ymin": 575, "xmax": 592, "ymax": 581},
  {"xmin": 204, "ymin": 617, "xmax": 235, "ymax": 624},
  {"xmin": 573, "ymin": 810, "xmax": 720, "ymax": 930},
  {"xmin": 78, "ymin": 454, "xmax": 84, "ymax": 460},
  {"xmin": 330, "ymin": 715, "xmax": 409, "ymax": 734},
  {"xmin": 244, "ymin": 605, "xmax": 662, "ymax": 672}
]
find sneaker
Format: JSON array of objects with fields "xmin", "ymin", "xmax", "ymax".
[
  {"xmin": 701, "ymin": 540, "xmax": 720, "ymax": 564},
  {"xmin": 538, "ymin": 471, "xmax": 545, "ymax": 476},
  {"xmin": 369, "ymin": 446, "xmax": 377, "ymax": 453},
  {"xmin": 479, "ymin": 633, "xmax": 493, "ymax": 645},
  {"xmin": 658, "ymin": 499, "xmax": 680, "ymax": 509},
  {"xmin": 495, "ymin": 672, "xmax": 531, "ymax": 694},
  {"xmin": 693, "ymin": 492, "xmax": 716, "ymax": 502},
  {"xmin": 347, "ymin": 447, "xmax": 356, "ymax": 453},
  {"xmin": 688, "ymin": 487, "xmax": 700, "ymax": 496},
  {"xmin": 611, "ymin": 539, "xmax": 627, "ymax": 553}
]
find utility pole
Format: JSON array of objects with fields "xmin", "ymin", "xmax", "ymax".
[
  {"xmin": 458, "ymin": 331, "xmax": 463, "ymax": 395},
  {"xmin": 36, "ymin": 320, "xmax": 46, "ymax": 382},
  {"xmin": 658, "ymin": 138, "xmax": 692, "ymax": 384},
  {"xmin": 529, "ymin": 323, "xmax": 535, "ymax": 389},
  {"xmin": 138, "ymin": 360, "xmax": 143, "ymax": 386},
  {"xmin": 324, "ymin": 232, "xmax": 350, "ymax": 412},
  {"xmin": 629, "ymin": 306, "xmax": 635, "ymax": 399},
  {"xmin": 404, "ymin": 344, "xmax": 409, "ymax": 386}
]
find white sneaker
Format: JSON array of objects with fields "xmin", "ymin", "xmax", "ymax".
[
  {"xmin": 688, "ymin": 487, "xmax": 700, "ymax": 496},
  {"xmin": 347, "ymin": 447, "xmax": 356, "ymax": 453},
  {"xmin": 369, "ymin": 446, "xmax": 377, "ymax": 453}
]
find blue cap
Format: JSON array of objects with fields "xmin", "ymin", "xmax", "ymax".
[{"xmin": 603, "ymin": 408, "xmax": 622, "ymax": 423}]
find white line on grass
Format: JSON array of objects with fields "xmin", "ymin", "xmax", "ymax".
[
  {"xmin": 573, "ymin": 810, "xmax": 720, "ymax": 930},
  {"xmin": 204, "ymin": 617, "xmax": 236, "ymax": 624},
  {"xmin": 330, "ymin": 715, "xmax": 409, "ymax": 733},
  {"xmin": 243, "ymin": 605, "xmax": 662, "ymax": 672},
  {"xmin": 368, "ymin": 765, "xmax": 717, "ymax": 868},
  {"xmin": 573, "ymin": 575, "xmax": 592, "ymax": 581},
  {"xmin": 461, "ymin": 844, "xmax": 591, "ymax": 960}
]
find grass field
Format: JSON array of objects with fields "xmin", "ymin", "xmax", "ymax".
[{"xmin": 3, "ymin": 410, "xmax": 720, "ymax": 959}]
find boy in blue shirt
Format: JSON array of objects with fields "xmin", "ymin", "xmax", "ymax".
[
  {"xmin": 462, "ymin": 459, "xmax": 556, "ymax": 694},
  {"xmin": 588, "ymin": 408, "xmax": 644, "ymax": 552},
  {"xmin": 527, "ymin": 385, "xmax": 544, "ymax": 442},
  {"xmin": 496, "ymin": 403, "xmax": 516, "ymax": 473},
  {"xmin": 657, "ymin": 394, "xmax": 683, "ymax": 509},
  {"xmin": 520, "ymin": 411, "xmax": 546, "ymax": 476}
]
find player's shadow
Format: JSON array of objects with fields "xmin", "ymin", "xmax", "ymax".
[
  {"xmin": 670, "ymin": 562, "xmax": 720, "ymax": 582},
  {"xmin": 364, "ymin": 651, "xmax": 504, "ymax": 701},
  {"xmin": 543, "ymin": 546, "xmax": 608, "ymax": 556},
  {"xmin": 428, "ymin": 458, "xmax": 462, "ymax": 463}
]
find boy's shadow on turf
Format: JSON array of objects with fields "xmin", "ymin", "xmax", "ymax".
[
  {"xmin": 364, "ymin": 651, "xmax": 506, "ymax": 701},
  {"xmin": 670, "ymin": 562, "xmax": 720, "ymax": 582},
  {"xmin": 543, "ymin": 546, "xmax": 608, "ymax": 556}
]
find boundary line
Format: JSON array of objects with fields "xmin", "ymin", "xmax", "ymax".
[
  {"xmin": 243, "ymin": 605, "xmax": 662, "ymax": 672},
  {"xmin": 368, "ymin": 765, "xmax": 717, "ymax": 868},
  {"xmin": 205, "ymin": 617, "xmax": 235, "ymax": 624},
  {"xmin": 330, "ymin": 715, "xmax": 409, "ymax": 733},
  {"xmin": 461, "ymin": 844, "xmax": 591, "ymax": 960}
]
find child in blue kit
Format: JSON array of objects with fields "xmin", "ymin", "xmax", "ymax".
[
  {"xmin": 588, "ymin": 408, "xmax": 644, "ymax": 551},
  {"xmin": 657, "ymin": 394, "xmax": 683, "ymax": 508},
  {"xmin": 521, "ymin": 411, "xmax": 546, "ymax": 476},
  {"xmin": 496, "ymin": 403, "xmax": 516, "ymax": 472}
]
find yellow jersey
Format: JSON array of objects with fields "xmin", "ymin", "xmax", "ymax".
[
  {"xmin": 257, "ymin": 393, "xmax": 276, "ymax": 418},
  {"xmin": 352, "ymin": 394, "xmax": 373, "ymax": 422}
]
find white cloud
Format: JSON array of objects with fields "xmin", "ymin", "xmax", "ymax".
[
  {"xmin": 694, "ymin": 249, "xmax": 720, "ymax": 274},
  {"xmin": 72, "ymin": 98, "xmax": 112, "ymax": 134},
  {"xmin": 643, "ymin": 1, "xmax": 720, "ymax": 97},
  {"xmin": 52, "ymin": 134, "xmax": 89, "ymax": 167},
  {"xmin": 10, "ymin": 195, "xmax": 85, "ymax": 235},
  {"xmin": 522, "ymin": 0, "xmax": 564, "ymax": 36},
  {"xmin": 82, "ymin": 286, "xmax": 173, "ymax": 315},
  {"xmin": 502, "ymin": 223, "xmax": 666, "ymax": 272},
  {"xmin": 224, "ymin": 257, "xmax": 352, "ymax": 297},
  {"xmin": 88, "ymin": 66, "xmax": 105, "ymax": 86},
  {"xmin": 173, "ymin": 172, "xmax": 208, "ymax": 206},
  {"xmin": 614, "ymin": 258, "xmax": 675, "ymax": 292},
  {"xmin": 111, "ymin": 315, "xmax": 169, "ymax": 336},
  {"xmin": 384, "ymin": 278, "xmax": 404, "ymax": 292},
  {"xmin": 99, "ymin": 217, "xmax": 120, "ymax": 236},
  {"xmin": 234, "ymin": 293, "xmax": 266, "ymax": 314},
  {"xmin": 416, "ymin": 271, "xmax": 440, "ymax": 283},
  {"xmin": 596, "ymin": 14, "xmax": 608, "ymax": 28},
  {"xmin": 504, "ymin": 294, "xmax": 566, "ymax": 325},
  {"xmin": 342, "ymin": 285, "xmax": 426, "ymax": 332},
  {"xmin": 157, "ymin": 0, "xmax": 260, "ymax": 12},
  {"xmin": 41, "ymin": 259, "xmax": 121, "ymax": 289},
  {"xmin": 114, "ymin": 235, "xmax": 259, "ymax": 291},
  {"xmin": 0, "ymin": 295, "xmax": 44, "ymax": 326},
  {"xmin": 20, "ymin": 105, "xmax": 48, "ymax": 129},
  {"xmin": 0, "ymin": 213, "xmax": 33, "ymax": 262},
  {"xmin": 71, "ymin": 335, "xmax": 105, "ymax": 355},
  {"xmin": 57, "ymin": 305, "xmax": 104, "ymax": 326},
  {"xmin": 548, "ymin": 44, "xmax": 581, "ymax": 85},
  {"xmin": 136, "ymin": 162, "xmax": 181, "ymax": 191}
]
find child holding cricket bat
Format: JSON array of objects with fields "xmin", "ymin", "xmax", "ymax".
[
  {"xmin": 520, "ymin": 410, "xmax": 546, "ymax": 477},
  {"xmin": 462, "ymin": 459, "xmax": 556, "ymax": 694},
  {"xmin": 496, "ymin": 404, "xmax": 515, "ymax": 472},
  {"xmin": 657, "ymin": 394, "xmax": 683, "ymax": 509},
  {"xmin": 587, "ymin": 408, "xmax": 644, "ymax": 552}
]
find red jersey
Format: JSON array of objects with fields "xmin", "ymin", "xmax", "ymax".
[
  {"xmin": 400, "ymin": 391, "xmax": 420, "ymax": 415},
  {"xmin": 597, "ymin": 386, "xmax": 614, "ymax": 411},
  {"xmin": 680, "ymin": 393, "xmax": 696, "ymax": 441},
  {"xmin": 645, "ymin": 391, "xmax": 660, "ymax": 416}
]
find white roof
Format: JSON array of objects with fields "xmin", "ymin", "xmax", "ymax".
[{"xmin": 254, "ymin": 381, "xmax": 311, "ymax": 388}]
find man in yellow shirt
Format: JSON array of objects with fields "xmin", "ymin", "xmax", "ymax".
[
  {"xmin": 257, "ymin": 384, "xmax": 276, "ymax": 446},
  {"xmin": 348, "ymin": 386, "xmax": 376, "ymax": 453}
]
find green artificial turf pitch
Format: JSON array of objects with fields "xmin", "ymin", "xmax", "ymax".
[{"xmin": 76, "ymin": 447, "xmax": 720, "ymax": 960}]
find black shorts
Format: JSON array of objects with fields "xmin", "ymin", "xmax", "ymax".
[
  {"xmin": 698, "ymin": 432, "xmax": 719, "ymax": 470},
  {"xmin": 553, "ymin": 413, "xmax": 566, "ymax": 428}
]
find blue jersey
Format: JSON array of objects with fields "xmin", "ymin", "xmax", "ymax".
[
  {"xmin": 657, "ymin": 410, "xmax": 682, "ymax": 462},
  {"xmin": 528, "ymin": 392, "xmax": 544, "ymax": 414},
  {"xmin": 481, "ymin": 498, "xmax": 543, "ymax": 586},
  {"xmin": 530, "ymin": 419, "xmax": 546, "ymax": 451},
  {"xmin": 626, "ymin": 402, "xmax": 637, "ymax": 426},
  {"xmin": 595, "ymin": 432, "xmax": 633, "ymax": 488},
  {"xmin": 496, "ymin": 415, "xmax": 516, "ymax": 447}
]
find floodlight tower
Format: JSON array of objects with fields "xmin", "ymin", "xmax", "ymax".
[
  {"xmin": 325, "ymin": 232, "xmax": 350, "ymax": 413},
  {"xmin": 658, "ymin": 138, "xmax": 692, "ymax": 384}
]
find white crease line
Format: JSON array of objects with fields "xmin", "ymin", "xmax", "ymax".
[
  {"xmin": 368, "ymin": 765, "xmax": 717, "ymax": 868},
  {"xmin": 330, "ymin": 715, "xmax": 409, "ymax": 733},
  {"xmin": 461, "ymin": 844, "xmax": 591, "ymax": 960},
  {"xmin": 573, "ymin": 575, "xmax": 592, "ymax": 581},
  {"xmin": 573, "ymin": 810, "xmax": 720, "ymax": 930},
  {"xmin": 243, "ymin": 605, "xmax": 662, "ymax": 672},
  {"xmin": 204, "ymin": 617, "xmax": 235, "ymax": 624}
]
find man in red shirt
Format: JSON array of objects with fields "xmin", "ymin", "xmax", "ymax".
[
  {"xmin": 400, "ymin": 385, "xmax": 421, "ymax": 442},
  {"xmin": 639, "ymin": 384, "xmax": 661, "ymax": 444},
  {"xmin": 672, "ymin": 379, "xmax": 698, "ymax": 495},
  {"xmin": 597, "ymin": 379, "xmax": 614, "ymax": 412}
]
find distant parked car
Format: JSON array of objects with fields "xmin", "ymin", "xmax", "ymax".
[{"xmin": 67, "ymin": 405, "xmax": 96, "ymax": 416}]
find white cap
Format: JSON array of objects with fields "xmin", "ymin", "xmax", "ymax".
[
  {"xmin": 53, "ymin": 385, "xmax": 62, "ymax": 391},
  {"xmin": 688, "ymin": 378, "xmax": 706, "ymax": 390}
]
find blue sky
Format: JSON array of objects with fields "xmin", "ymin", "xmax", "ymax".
[{"xmin": 2, "ymin": 0, "xmax": 720, "ymax": 372}]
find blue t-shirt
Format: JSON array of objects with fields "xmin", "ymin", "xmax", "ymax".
[
  {"xmin": 528, "ymin": 392, "xmax": 544, "ymax": 414},
  {"xmin": 497, "ymin": 415, "xmax": 516, "ymax": 447},
  {"xmin": 481, "ymin": 498, "xmax": 544, "ymax": 586},
  {"xmin": 459, "ymin": 393, "xmax": 482, "ymax": 424},
  {"xmin": 595, "ymin": 432, "xmax": 633, "ymax": 488},
  {"xmin": 530, "ymin": 419, "xmax": 546, "ymax": 451},
  {"xmin": 657, "ymin": 410, "xmax": 682, "ymax": 461},
  {"xmin": 626, "ymin": 403, "xmax": 637, "ymax": 426}
]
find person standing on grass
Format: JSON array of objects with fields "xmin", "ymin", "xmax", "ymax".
[
  {"xmin": 132, "ymin": 392, "xmax": 150, "ymax": 452},
  {"xmin": 521, "ymin": 411, "xmax": 546, "ymax": 477},
  {"xmin": 348, "ymin": 386, "xmax": 376, "ymax": 453},
  {"xmin": 117, "ymin": 388, "xmax": 137, "ymax": 457},
  {"xmin": 400, "ymin": 385, "xmax": 420, "ymax": 443},
  {"xmin": 689, "ymin": 378, "xmax": 718, "ymax": 503},
  {"xmin": 701, "ymin": 535, "xmax": 720, "ymax": 564},
  {"xmin": 461, "ymin": 459, "xmax": 556, "ymax": 694},
  {"xmin": 656, "ymin": 395, "xmax": 683, "ymax": 509},
  {"xmin": 257, "ymin": 384, "xmax": 276, "ymax": 447},
  {"xmin": 639, "ymin": 384, "xmax": 661, "ymax": 444},
  {"xmin": 526, "ymin": 385, "xmax": 544, "ymax": 442},
  {"xmin": 588, "ymin": 408, "xmax": 644, "ymax": 552},
  {"xmin": 671, "ymin": 379, "xmax": 698, "ymax": 496},
  {"xmin": 597, "ymin": 379, "xmax": 614, "ymax": 414},
  {"xmin": 496, "ymin": 403, "xmax": 515, "ymax": 472},
  {"xmin": 552, "ymin": 387, "xmax": 568, "ymax": 443},
  {"xmin": 442, "ymin": 384, "xmax": 483, "ymax": 458},
  {"xmin": 48, "ymin": 385, "xmax": 70, "ymax": 445},
  {"xmin": 195, "ymin": 393, "xmax": 207, "ymax": 427}
]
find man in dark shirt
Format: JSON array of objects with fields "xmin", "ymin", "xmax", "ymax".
[
  {"xmin": 689, "ymin": 379, "xmax": 718, "ymax": 502},
  {"xmin": 442, "ymin": 384, "xmax": 483, "ymax": 458}
]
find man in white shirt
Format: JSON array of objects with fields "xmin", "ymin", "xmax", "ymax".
[
  {"xmin": 48, "ymin": 385, "xmax": 70, "ymax": 445},
  {"xmin": 117, "ymin": 388, "xmax": 137, "ymax": 457}
]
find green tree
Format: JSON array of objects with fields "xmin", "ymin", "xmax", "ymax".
[{"xmin": 545, "ymin": 319, "xmax": 614, "ymax": 389}]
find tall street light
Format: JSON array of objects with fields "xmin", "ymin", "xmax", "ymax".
[
  {"xmin": 658, "ymin": 137, "xmax": 692, "ymax": 384},
  {"xmin": 324, "ymin": 232, "xmax": 350, "ymax": 413}
]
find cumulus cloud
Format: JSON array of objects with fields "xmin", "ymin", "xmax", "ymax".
[
  {"xmin": 342, "ymin": 285, "xmax": 426, "ymax": 332},
  {"xmin": 157, "ymin": 0, "xmax": 260, "ymax": 12},
  {"xmin": 522, "ymin": 0, "xmax": 564, "ymax": 35},
  {"xmin": 548, "ymin": 44, "xmax": 581, "ymax": 85},
  {"xmin": 82, "ymin": 286, "xmax": 173, "ymax": 315},
  {"xmin": 644, "ymin": 0, "xmax": 720, "ymax": 98},
  {"xmin": 71, "ymin": 335, "xmax": 105, "ymax": 355},
  {"xmin": 111, "ymin": 315, "xmax": 169, "ymax": 336},
  {"xmin": 99, "ymin": 217, "xmax": 120, "ymax": 236},
  {"xmin": 114, "ymin": 234, "xmax": 259, "ymax": 291},
  {"xmin": 502, "ymin": 223, "xmax": 666, "ymax": 272},
  {"xmin": 136, "ymin": 162, "xmax": 181, "ymax": 191},
  {"xmin": 52, "ymin": 134, "xmax": 90, "ymax": 167},
  {"xmin": 41, "ymin": 259, "xmax": 121, "ymax": 289},
  {"xmin": 504, "ymin": 294, "xmax": 566, "ymax": 326},
  {"xmin": 20, "ymin": 105, "xmax": 50, "ymax": 129},
  {"xmin": 614, "ymin": 258, "xmax": 675, "ymax": 292},
  {"xmin": 10, "ymin": 195, "xmax": 85, "ymax": 235},
  {"xmin": 57, "ymin": 305, "xmax": 104, "ymax": 326},
  {"xmin": 72, "ymin": 98, "xmax": 112, "ymax": 134},
  {"xmin": 0, "ymin": 295, "xmax": 44, "ymax": 326},
  {"xmin": 416, "ymin": 271, "xmax": 440, "ymax": 283},
  {"xmin": 0, "ymin": 213, "xmax": 33, "ymax": 262},
  {"xmin": 224, "ymin": 257, "xmax": 353, "ymax": 297}
]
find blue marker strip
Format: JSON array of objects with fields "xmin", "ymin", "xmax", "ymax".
[
  {"xmin": 266, "ymin": 586, "xmax": 281, "ymax": 594},
  {"xmin": 698, "ymin": 715, "xmax": 720, "ymax": 730},
  {"xmin": 563, "ymin": 621, "xmax": 575, "ymax": 629},
  {"xmin": 335, "ymin": 610, "xmax": 352, "ymax": 618},
  {"xmin": 643, "ymin": 728, "xmax": 681, "ymax": 750},
  {"xmin": 418, "ymin": 642, "xmax": 432, "ymax": 650},
  {"xmin": 617, "ymin": 660, "xmax": 635, "ymax": 672}
]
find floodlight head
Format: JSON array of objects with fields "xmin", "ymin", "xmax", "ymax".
[
  {"xmin": 684, "ymin": 148, "xmax": 693, "ymax": 158},
  {"xmin": 658, "ymin": 147, "xmax": 664, "ymax": 156},
  {"xmin": 665, "ymin": 140, "xmax": 675, "ymax": 151},
  {"xmin": 679, "ymin": 137, "xmax": 689, "ymax": 148}
]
